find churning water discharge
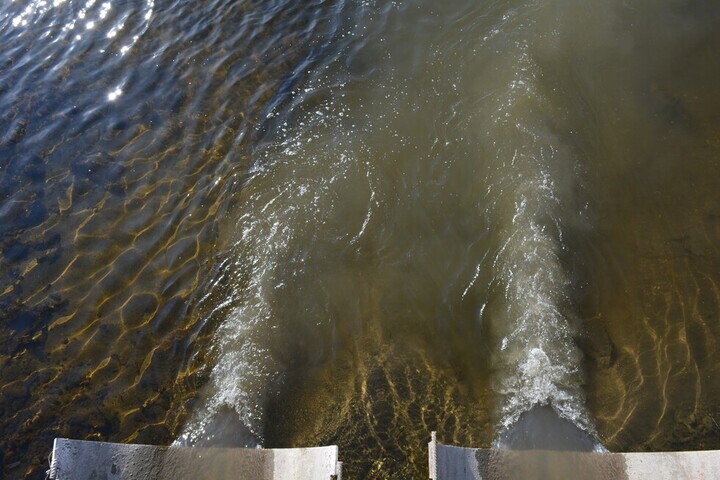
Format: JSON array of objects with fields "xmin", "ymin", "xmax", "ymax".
[{"xmin": 1, "ymin": 0, "xmax": 720, "ymax": 478}]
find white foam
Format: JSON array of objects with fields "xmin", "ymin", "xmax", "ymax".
[
  {"xmin": 467, "ymin": 12, "xmax": 599, "ymax": 441},
  {"xmin": 177, "ymin": 84, "xmax": 375, "ymax": 446}
]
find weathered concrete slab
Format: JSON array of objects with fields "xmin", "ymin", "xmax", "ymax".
[
  {"xmin": 623, "ymin": 451, "xmax": 720, "ymax": 480},
  {"xmin": 429, "ymin": 432, "xmax": 720, "ymax": 479},
  {"xmin": 49, "ymin": 438, "xmax": 342, "ymax": 480}
]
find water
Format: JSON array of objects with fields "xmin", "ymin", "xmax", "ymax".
[{"xmin": 1, "ymin": 0, "xmax": 720, "ymax": 478}]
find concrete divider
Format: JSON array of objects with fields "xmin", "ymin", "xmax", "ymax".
[
  {"xmin": 48, "ymin": 438, "xmax": 342, "ymax": 480},
  {"xmin": 428, "ymin": 431, "xmax": 720, "ymax": 479}
]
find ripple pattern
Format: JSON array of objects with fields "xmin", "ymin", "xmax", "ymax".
[{"xmin": 0, "ymin": 0, "xmax": 342, "ymax": 476}]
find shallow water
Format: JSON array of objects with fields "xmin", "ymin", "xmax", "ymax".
[{"xmin": 1, "ymin": 0, "xmax": 720, "ymax": 478}]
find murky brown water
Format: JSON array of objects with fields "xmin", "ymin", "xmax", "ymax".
[{"xmin": 1, "ymin": 0, "xmax": 719, "ymax": 478}]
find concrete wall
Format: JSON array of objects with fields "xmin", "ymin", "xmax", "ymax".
[
  {"xmin": 428, "ymin": 432, "xmax": 720, "ymax": 480},
  {"xmin": 49, "ymin": 435, "xmax": 720, "ymax": 479},
  {"xmin": 49, "ymin": 438, "xmax": 342, "ymax": 480}
]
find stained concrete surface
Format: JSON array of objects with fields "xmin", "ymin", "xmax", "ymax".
[
  {"xmin": 48, "ymin": 438, "xmax": 341, "ymax": 480},
  {"xmin": 429, "ymin": 432, "xmax": 720, "ymax": 480}
]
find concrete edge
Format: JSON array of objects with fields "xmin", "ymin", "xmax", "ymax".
[
  {"xmin": 49, "ymin": 438, "xmax": 341, "ymax": 480},
  {"xmin": 428, "ymin": 434, "xmax": 720, "ymax": 480},
  {"xmin": 429, "ymin": 431, "xmax": 437, "ymax": 480},
  {"xmin": 336, "ymin": 460, "xmax": 343, "ymax": 480}
]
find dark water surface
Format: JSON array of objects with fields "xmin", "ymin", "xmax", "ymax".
[{"xmin": 1, "ymin": 0, "xmax": 720, "ymax": 478}]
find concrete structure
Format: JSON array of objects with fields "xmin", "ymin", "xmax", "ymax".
[
  {"xmin": 48, "ymin": 435, "xmax": 720, "ymax": 478},
  {"xmin": 48, "ymin": 438, "xmax": 342, "ymax": 480},
  {"xmin": 428, "ymin": 432, "xmax": 720, "ymax": 479}
]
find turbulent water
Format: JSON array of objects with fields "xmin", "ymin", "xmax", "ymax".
[{"xmin": 1, "ymin": 0, "xmax": 720, "ymax": 478}]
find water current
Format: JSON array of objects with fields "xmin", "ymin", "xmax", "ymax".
[{"xmin": 1, "ymin": 0, "xmax": 720, "ymax": 478}]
